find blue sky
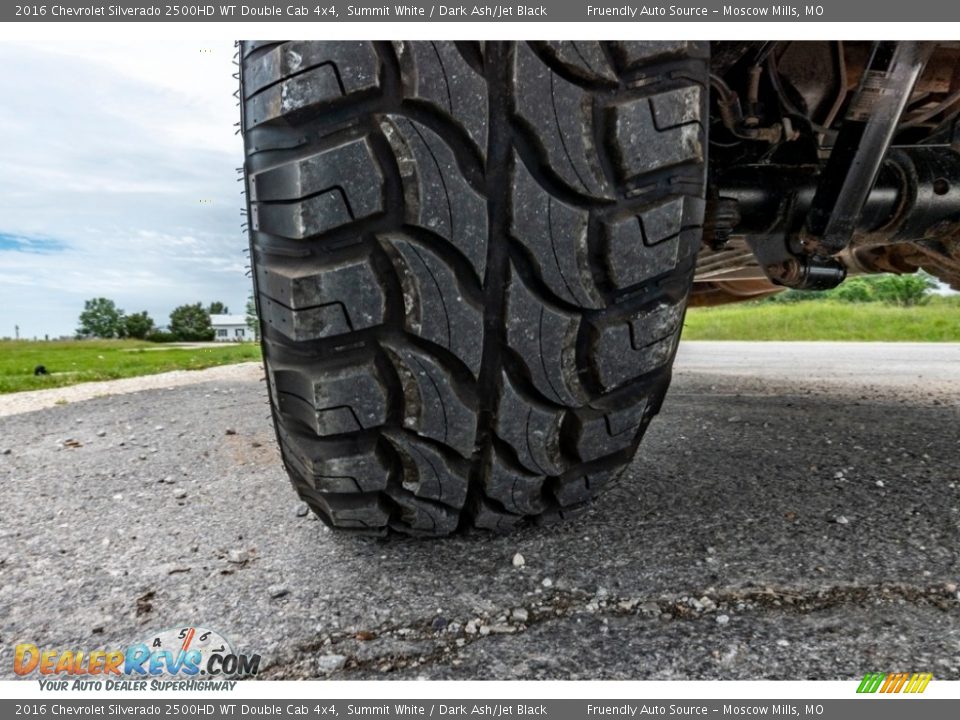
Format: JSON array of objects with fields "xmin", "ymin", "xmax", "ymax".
[{"xmin": 0, "ymin": 40, "xmax": 246, "ymax": 338}]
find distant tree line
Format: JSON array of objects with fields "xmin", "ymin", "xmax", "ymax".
[{"xmin": 76, "ymin": 299, "xmax": 245, "ymax": 342}]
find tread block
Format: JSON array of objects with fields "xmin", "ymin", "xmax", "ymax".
[
  {"xmin": 246, "ymin": 45, "xmax": 379, "ymax": 128},
  {"xmin": 384, "ymin": 235, "xmax": 484, "ymax": 374},
  {"xmin": 386, "ymin": 433, "xmax": 469, "ymax": 510},
  {"xmin": 609, "ymin": 41, "xmax": 707, "ymax": 72},
  {"xmin": 591, "ymin": 301, "xmax": 685, "ymax": 391},
  {"xmin": 251, "ymin": 138, "xmax": 381, "ymax": 203},
  {"xmin": 382, "ymin": 116, "xmax": 488, "ymax": 279},
  {"xmin": 607, "ymin": 85, "xmax": 704, "ymax": 183},
  {"xmin": 574, "ymin": 400, "xmax": 648, "ymax": 462},
  {"xmin": 387, "ymin": 345, "xmax": 478, "ymax": 457},
  {"xmin": 272, "ymin": 359, "xmax": 388, "ymax": 436},
  {"xmin": 535, "ymin": 41, "xmax": 617, "ymax": 82},
  {"xmin": 241, "ymin": 41, "xmax": 281, "ymax": 59},
  {"xmin": 397, "ymin": 41, "xmax": 489, "ymax": 153},
  {"xmin": 553, "ymin": 469, "xmax": 616, "ymax": 507},
  {"xmin": 303, "ymin": 488, "xmax": 390, "ymax": 530},
  {"xmin": 387, "ymin": 491, "xmax": 461, "ymax": 535},
  {"xmin": 604, "ymin": 195, "xmax": 704, "ymax": 289},
  {"xmin": 484, "ymin": 452, "xmax": 547, "ymax": 516},
  {"xmin": 244, "ymin": 41, "xmax": 379, "ymax": 99},
  {"xmin": 505, "ymin": 268, "xmax": 586, "ymax": 406},
  {"xmin": 496, "ymin": 372, "xmax": 565, "ymax": 476},
  {"xmin": 251, "ymin": 138, "xmax": 384, "ymax": 238},
  {"xmin": 257, "ymin": 256, "xmax": 385, "ymax": 341},
  {"xmin": 511, "ymin": 159, "xmax": 604, "ymax": 309},
  {"xmin": 473, "ymin": 499, "xmax": 524, "ymax": 533},
  {"xmin": 514, "ymin": 43, "xmax": 611, "ymax": 198},
  {"xmin": 280, "ymin": 429, "xmax": 390, "ymax": 493}
]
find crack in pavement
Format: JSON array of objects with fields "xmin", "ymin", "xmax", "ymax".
[{"xmin": 262, "ymin": 581, "xmax": 960, "ymax": 678}]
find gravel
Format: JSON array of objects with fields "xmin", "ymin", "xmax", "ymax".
[
  {"xmin": 316, "ymin": 654, "xmax": 347, "ymax": 674},
  {"xmin": 1, "ymin": 342, "xmax": 958, "ymax": 680}
]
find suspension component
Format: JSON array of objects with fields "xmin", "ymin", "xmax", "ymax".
[{"xmin": 798, "ymin": 41, "xmax": 934, "ymax": 256}]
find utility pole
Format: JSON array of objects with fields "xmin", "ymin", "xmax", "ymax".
[{"xmin": 14, "ymin": 324, "xmax": 19, "ymax": 340}]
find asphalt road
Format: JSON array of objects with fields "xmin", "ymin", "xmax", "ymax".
[{"xmin": 1, "ymin": 341, "xmax": 958, "ymax": 680}]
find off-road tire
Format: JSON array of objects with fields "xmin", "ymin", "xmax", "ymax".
[{"xmin": 240, "ymin": 41, "xmax": 708, "ymax": 536}]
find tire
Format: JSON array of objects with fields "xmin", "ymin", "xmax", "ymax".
[{"xmin": 239, "ymin": 41, "xmax": 708, "ymax": 536}]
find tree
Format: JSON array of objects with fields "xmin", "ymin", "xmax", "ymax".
[
  {"xmin": 870, "ymin": 273, "xmax": 934, "ymax": 306},
  {"xmin": 828, "ymin": 276, "xmax": 874, "ymax": 303},
  {"xmin": 169, "ymin": 303, "xmax": 214, "ymax": 341},
  {"xmin": 123, "ymin": 311, "xmax": 155, "ymax": 339},
  {"xmin": 207, "ymin": 301, "xmax": 229, "ymax": 315},
  {"xmin": 77, "ymin": 298, "xmax": 124, "ymax": 338},
  {"xmin": 245, "ymin": 294, "xmax": 259, "ymax": 341}
]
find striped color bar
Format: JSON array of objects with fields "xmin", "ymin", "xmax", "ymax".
[{"xmin": 857, "ymin": 672, "xmax": 932, "ymax": 693}]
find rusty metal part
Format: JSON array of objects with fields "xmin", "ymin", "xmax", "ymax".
[
  {"xmin": 689, "ymin": 279, "xmax": 784, "ymax": 307},
  {"xmin": 848, "ymin": 238, "xmax": 960, "ymax": 290},
  {"xmin": 799, "ymin": 42, "xmax": 934, "ymax": 257},
  {"xmin": 695, "ymin": 237, "xmax": 763, "ymax": 281},
  {"xmin": 765, "ymin": 256, "xmax": 847, "ymax": 290},
  {"xmin": 712, "ymin": 144, "xmax": 960, "ymax": 292},
  {"xmin": 703, "ymin": 197, "xmax": 741, "ymax": 250}
]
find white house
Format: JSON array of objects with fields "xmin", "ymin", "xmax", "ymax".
[{"xmin": 210, "ymin": 314, "xmax": 254, "ymax": 342}]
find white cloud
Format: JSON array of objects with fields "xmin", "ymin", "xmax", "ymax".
[{"xmin": 0, "ymin": 39, "xmax": 248, "ymax": 338}]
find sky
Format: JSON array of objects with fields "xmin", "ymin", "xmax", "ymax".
[{"xmin": 0, "ymin": 40, "xmax": 247, "ymax": 339}]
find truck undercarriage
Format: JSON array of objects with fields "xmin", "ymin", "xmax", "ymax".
[{"xmin": 697, "ymin": 41, "xmax": 960, "ymax": 305}]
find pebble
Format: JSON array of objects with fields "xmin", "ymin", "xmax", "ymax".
[
  {"xmin": 716, "ymin": 614, "xmax": 730, "ymax": 625},
  {"xmin": 295, "ymin": 503, "xmax": 309, "ymax": 517},
  {"xmin": 835, "ymin": 515, "xmax": 850, "ymax": 525},
  {"xmin": 541, "ymin": 578, "xmax": 553, "ymax": 588},
  {"xmin": 512, "ymin": 553, "xmax": 525, "ymax": 568},
  {"xmin": 96, "ymin": 431, "xmax": 107, "ymax": 438},
  {"xmin": 225, "ymin": 428, "xmax": 237, "ymax": 436},
  {"xmin": 268, "ymin": 585, "xmax": 289, "ymax": 599},
  {"xmin": 511, "ymin": 608, "xmax": 529, "ymax": 623},
  {"xmin": 478, "ymin": 625, "xmax": 491, "ymax": 636},
  {"xmin": 875, "ymin": 480, "xmax": 885, "ymax": 488},
  {"xmin": 776, "ymin": 639, "xmax": 791, "ymax": 647},
  {"xmin": 1, "ymin": 448, "xmax": 10, "ymax": 455},
  {"xmin": 464, "ymin": 620, "xmax": 478, "ymax": 635},
  {"xmin": 316, "ymin": 654, "xmax": 347, "ymax": 674},
  {"xmin": 227, "ymin": 549, "xmax": 250, "ymax": 564},
  {"xmin": 173, "ymin": 488, "xmax": 187, "ymax": 499}
]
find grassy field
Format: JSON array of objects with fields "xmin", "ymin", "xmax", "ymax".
[
  {"xmin": 0, "ymin": 339, "xmax": 261, "ymax": 394},
  {"xmin": 684, "ymin": 297, "xmax": 960, "ymax": 342}
]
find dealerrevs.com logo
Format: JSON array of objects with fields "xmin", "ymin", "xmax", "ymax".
[{"xmin": 15, "ymin": 626, "xmax": 260, "ymax": 691}]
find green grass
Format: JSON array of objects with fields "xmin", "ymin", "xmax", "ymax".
[
  {"xmin": 683, "ymin": 297, "xmax": 960, "ymax": 342},
  {"xmin": 0, "ymin": 339, "xmax": 261, "ymax": 394}
]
